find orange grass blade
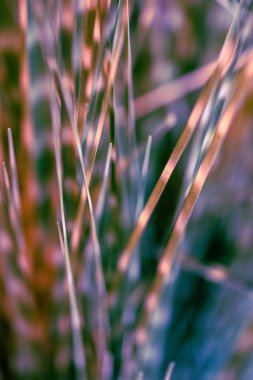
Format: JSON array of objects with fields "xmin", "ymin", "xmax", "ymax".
[
  {"xmin": 117, "ymin": 67, "xmax": 222, "ymax": 275},
  {"xmin": 71, "ymin": 16, "xmax": 124, "ymax": 252},
  {"xmin": 134, "ymin": 47, "xmax": 253, "ymax": 119},
  {"xmin": 117, "ymin": 0, "xmax": 246, "ymax": 278},
  {"xmin": 137, "ymin": 59, "xmax": 253, "ymax": 344}
]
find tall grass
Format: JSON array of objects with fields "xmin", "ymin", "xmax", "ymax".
[{"xmin": 1, "ymin": 0, "xmax": 253, "ymax": 379}]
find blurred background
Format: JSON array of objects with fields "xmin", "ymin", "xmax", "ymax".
[{"xmin": 1, "ymin": 0, "xmax": 253, "ymax": 379}]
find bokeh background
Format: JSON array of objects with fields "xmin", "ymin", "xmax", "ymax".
[{"xmin": 1, "ymin": 0, "xmax": 253, "ymax": 379}]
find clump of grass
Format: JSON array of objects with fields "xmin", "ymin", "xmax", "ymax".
[{"xmin": 1, "ymin": 0, "xmax": 253, "ymax": 379}]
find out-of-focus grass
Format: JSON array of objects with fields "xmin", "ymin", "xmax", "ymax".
[{"xmin": 1, "ymin": 0, "xmax": 253, "ymax": 379}]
